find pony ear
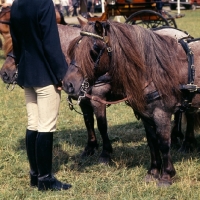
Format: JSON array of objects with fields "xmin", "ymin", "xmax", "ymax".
[
  {"xmin": 94, "ymin": 21, "xmax": 103, "ymax": 36},
  {"xmin": 104, "ymin": 22, "xmax": 110, "ymax": 31},
  {"xmin": 77, "ymin": 16, "xmax": 88, "ymax": 27}
]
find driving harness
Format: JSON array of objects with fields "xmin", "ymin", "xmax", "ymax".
[{"xmin": 178, "ymin": 37, "xmax": 200, "ymax": 111}]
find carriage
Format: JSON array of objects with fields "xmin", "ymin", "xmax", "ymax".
[{"xmin": 87, "ymin": 0, "xmax": 183, "ymax": 28}]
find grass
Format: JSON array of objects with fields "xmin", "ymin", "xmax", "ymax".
[{"xmin": 0, "ymin": 9, "xmax": 200, "ymax": 200}]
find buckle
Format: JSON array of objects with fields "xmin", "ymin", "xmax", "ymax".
[{"xmin": 107, "ymin": 47, "xmax": 112, "ymax": 53}]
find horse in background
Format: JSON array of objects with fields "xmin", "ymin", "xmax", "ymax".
[
  {"xmin": 0, "ymin": 2, "xmax": 68, "ymax": 85},
  {"xmin": 0, "ymin": 3, "xmax": 67, "ymax": 52},
  {"xmin": 0, "ymin": 3, "xmax": 11, "ymax": 49},
  {"xmin": 62, "ymin": 19, "xmax": 200, "ymax": 185}
]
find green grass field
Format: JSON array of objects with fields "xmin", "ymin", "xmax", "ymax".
[{"xmin": 0, "ymin": 10, "xmax": 200, "ymax": 200}]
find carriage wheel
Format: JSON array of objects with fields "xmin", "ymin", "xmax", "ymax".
[
  {"xmin": 125, "ymin": 10, "xmax": 170, "ymax": 28},
  {"xmin": 161, "ymin": 10, "xmax": 177, "ymax": 28}
]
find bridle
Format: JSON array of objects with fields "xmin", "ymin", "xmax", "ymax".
[
  {"xmin": 0, "ymin": 6, "xmax": 11, "ymax": 25},
  {"xmin": 67, "ymin": 60, "xmax": 90, "ymax": 106},
  {"xmin": 67, "ymin": 34, "xmax": 128, "ymax": 110},
  {"xmin": 80, "ymin": 30, "xmax": 112, "ymax": 69},
  {"xmin": 67, "ymin": 30, "xmax": 113, "ymax": 105}
]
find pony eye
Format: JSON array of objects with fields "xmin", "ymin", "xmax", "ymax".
[
  {"xmin": 90, "ymin": 50, "xmax": 98, "ymax": 62},
  {"xmin": 93, "ymin": 43, "xmax": 101, "ymax": 53}
]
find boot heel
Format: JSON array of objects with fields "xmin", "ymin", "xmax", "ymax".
[
  {"xmin": 38, "ymin": 175, "xmax": 72, "ymax": 191},
  {"xmin": 38, "ymin": 176, "xmax": 51, "ymax": 191},
  {"xmin": 30, "ymin": 173, "xmax": 38, "ymax": 187}
]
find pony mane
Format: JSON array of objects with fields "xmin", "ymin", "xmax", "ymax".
[{"xmin": 68, "ymin": 21, "xmax": 182, "ymax": 111}]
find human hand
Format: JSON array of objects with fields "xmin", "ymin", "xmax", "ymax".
[
  {"xmin": 57, "ymin": 86, "xmax": 62, "ymax": 90},
  {"xmin": 56, "ymin": 81, "xmax": 63, "ymax": 90}
]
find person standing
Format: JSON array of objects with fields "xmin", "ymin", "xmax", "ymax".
[
  {"xmin": 61, "ymin": 0, "xmax": 70, "ymax": 17},
  {"xmin": 54, "ymin": 0, "xmax": 61, "ymax": 11},
  {"xmin": 72, "ymin": 0, "xmax": 79, "ymax": 16},
  {"xmin": 87, "ymin": 0, "xmax": 92, "ymax": 12},
  {"xmin": 10, "ymin": 0, "xmax": 71, "ymax": 191}
]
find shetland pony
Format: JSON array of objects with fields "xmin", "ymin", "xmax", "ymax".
[{"xmin": 62, "ymin": 19, "xmax": 200, "ymax": 186}]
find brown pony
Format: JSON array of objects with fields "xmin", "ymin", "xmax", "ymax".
[
  {"xmin": 0, "ymin": 3, "xmax": 11, "ymax": 34},
  {"xmin": 62, "ymin": 19, "xmax": 200, "ymax": 186},
  {"xmin": 0, "ymin": 3, "xmax": 11, "ymax": 49}
]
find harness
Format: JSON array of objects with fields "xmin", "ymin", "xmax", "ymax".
[
  {"xmin": 173, "ymin": 37, "xmax": 200, "ymax": 133},
  {"xmin": 0, "ymin": 6, "xmax": 11, "ymax": 25},
  {"xmin": 178, "ymin": 37, "xmax": 200, "ymax": 111}
]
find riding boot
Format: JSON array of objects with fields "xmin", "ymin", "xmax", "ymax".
[
  {"xmin": 36, "ymin": 132, "xmax": 72, "ymax": 191},
  {"xmin": 25, "ymin": 129, "xmax": 38, "ymax": 187}
]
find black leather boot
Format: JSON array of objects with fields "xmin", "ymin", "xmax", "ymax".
[
  {"xmin": 25, "ymin": 129, "xmax": 38, "ymax": 187},
  {"xmin": 36, "ymin": 132, "xmax": 72, "ymax": 191}
]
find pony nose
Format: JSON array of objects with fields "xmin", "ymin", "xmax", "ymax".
[
  {"xmin": 1, "ymin": 72, "xmax": 9, "ymax": 81},
  {"xmin": 66, "ymin": 82, "xmax": 74, "ymax": 94}
]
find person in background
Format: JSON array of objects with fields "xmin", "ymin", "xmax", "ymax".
[
  {"xmin": 155, "ymin": 0, "xmax": 163, "ymax": 14},
  {"xmin": 61, "ymin": 0, "xmax": 70, "ymax": 16},
  {"xmin": 87, "ymin": 0, "xmax": 92, "ymax": 12},
  {"xmin": 54, "ymin": 0, "xmax": 61, "ymax": 11},
  {"xmin": 10, "ymin": 0, "xmax": 72, "ymax": 191},
  {"xmin": 72, "ymin": 0, "xmax": 79, "ymax": 16}
]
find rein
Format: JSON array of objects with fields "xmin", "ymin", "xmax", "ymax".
[
  {"xmin": 0, "ymin": 20, "xmax": 10, "ymax": 25},
  {"xmin": 85, "ymin": 93, "xmax": 128, "ymax": 104},
  {"xmin": 68, "ymin": 58, "xmax": 128, "ymax": 107}
]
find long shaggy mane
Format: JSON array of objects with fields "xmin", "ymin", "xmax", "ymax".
[{"xmin": 67, "ymin": 21, "xmax": 182, "ymax": 111}]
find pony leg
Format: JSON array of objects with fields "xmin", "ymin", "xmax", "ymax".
[
  {"xmin": 142, "ymin": 118, "xmax": 162, "ymax": 181},
  {"xmin": 79, "ymin": 101, "xmax": 99, "ymax": 157},
  {"xmin": 90, "ymin": 82, "xmax": 113, "ymax": 164},
  {"xmin": 171, "ymin": 110, "xmax": 184, "ymax": 147},
  {"xmin": 92, "ymin": 101, "xmax": 113, "ymax": 164},
  {"xmin": 154, "ymin": 109, "xmax": 176, "ymax": 186},
  {"xmin": 179, "ymin": 111, "xmax": 197, "ymax": 153}
]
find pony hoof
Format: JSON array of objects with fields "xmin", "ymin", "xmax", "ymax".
[
  {"xmin": 144, "ymin": 174, "xmax": 160, "ymax": 183},
  {"xmin": 98, "ymin": 151, "xmax": 111, "ymax": 164},
  {"xmin": 178, "ymin": 145, "xmax": 193, "ymax": 153},
  {"xmin": 157, "ymin": 179, "xmax": 172, "ymax": 187},
  {"xmin": 81, "ymin": 149, "xmax": 95, "ymax": 158},
  {"xmin": 98, "ymin": 156, "xmax": 111, "ymax": 164}
]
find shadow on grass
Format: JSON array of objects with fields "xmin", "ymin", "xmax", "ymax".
[{"xmin": 15, "ymin": 121, "xmax": 200, "ymax": 174}]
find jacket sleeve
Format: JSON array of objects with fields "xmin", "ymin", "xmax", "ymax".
[
  {"xmin": 38, "ymin": 0, "xmax": 68, "ymax": 82},
  {"xmin": 10, "ymin": 10, "xmax": 20, "ymax": 65}
]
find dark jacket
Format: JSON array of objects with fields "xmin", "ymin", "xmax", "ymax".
[{"xmin": 10, "ymin": 0, "xmax": 68, "ymax": 87}]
